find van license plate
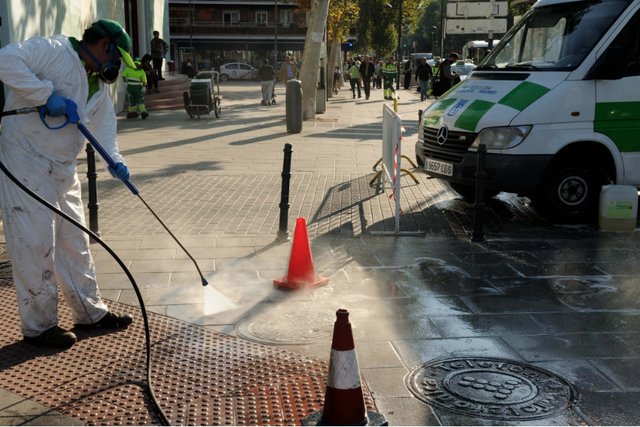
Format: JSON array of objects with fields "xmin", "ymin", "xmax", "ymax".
[{"xmin": 424, "ymin": 158, "xmax": 453, "ymax": 176}]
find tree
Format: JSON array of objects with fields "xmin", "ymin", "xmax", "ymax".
[
  {"xmin": 414, "ymin": 0, "xmax": 442, "ymax": 55},
  {"xmin": 299, "ymin": 0, "xmax": 331, "ymax": 120},
  {"xmin": 326, "ymin": 0, "xmax": 359, "ymax": 96},
  {"xmin": 355, "ymin": 0, "xmax": 424, "ymax": 59}
]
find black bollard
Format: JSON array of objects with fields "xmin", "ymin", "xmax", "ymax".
[
  {"xmin": 277, "ymin": 143, "xmax": 293, "ymax": 242},
  {"xmin": 471, "ymin": 143, "xmax": 487, "ymax": 242},
  {"xmin": 85, "ymin": 143, "xmax": 100, "ymax": 237}
]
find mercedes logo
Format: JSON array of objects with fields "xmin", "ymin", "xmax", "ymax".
[{"xmin": 436, "ymin": 125, "xmax": 449, "ymax": 145}]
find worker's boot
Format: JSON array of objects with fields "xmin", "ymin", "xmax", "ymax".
[
  {"xmin": 75, "ymin": 311, "xmax": 133, "ymax": 330},
  {"xmin": 141, "ymin": 111, "xmax": 149, "ymax": 120},
  {"xmin": 24, "ymin": 325, "xmax": 77, "ymax": 348},
  {"xmin": 126, "ymin": 112, "xmax": 138, "ymax": 119}
]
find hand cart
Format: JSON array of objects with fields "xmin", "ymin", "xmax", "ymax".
[{"xmin": 183, "ymin": 71, "xmax": 222, "ymax": 119}]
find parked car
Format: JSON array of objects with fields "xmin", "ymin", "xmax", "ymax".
[
  {"xmin": 218, "ymin": 63, "xmax": 258, "ymax": 81},
  {"xmin": 193, "ymin": 71, "xmax": 220, "ymax": 84},
  {"xmin": 451, "ymin": 61, "xmax": 477, "ymax": 81}
]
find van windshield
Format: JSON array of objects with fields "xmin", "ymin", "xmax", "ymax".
[{"xmin": 478, "ymin": 0, "xmax": 630, "ymax": 71}]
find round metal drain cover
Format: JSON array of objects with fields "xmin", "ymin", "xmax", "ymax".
[
  {"xmin": 406, "ymin": 357, "xmax": 576, "ymax": 420},
  {"xmin": 235, "ymin": 304, "xmax": 334, "ymax": 345}
]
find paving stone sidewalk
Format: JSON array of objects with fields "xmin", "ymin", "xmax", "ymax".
[{"xmin": 2, "ymin": 81, "xmax": 640, "ymax": 425}]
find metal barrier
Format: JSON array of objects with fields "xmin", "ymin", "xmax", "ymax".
[{"xmin": 370, "ymin": 104, "xmax": 422, "ymax": 235}]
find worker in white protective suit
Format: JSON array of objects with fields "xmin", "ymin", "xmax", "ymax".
[{"xmin": 0, "ymin": 19, "xmax": 136, "ymax": 348}]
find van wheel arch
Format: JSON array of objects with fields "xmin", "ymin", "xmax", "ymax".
[{"xmin": 531, "ymin": 142, "xmax": 615, "ymax": 224}]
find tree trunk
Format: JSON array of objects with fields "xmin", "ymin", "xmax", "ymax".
[
  {"xmin": 300, "ymin": 0, "xmax": 330, "ymax": 120},
  {"xmin": 326, "ymin": 38, "xmax": 341, "ymax": 98}
]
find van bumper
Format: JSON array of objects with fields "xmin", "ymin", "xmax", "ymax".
[{"xmin": 415, "ymin": 149, "xmax": 553, "ymax": 196}]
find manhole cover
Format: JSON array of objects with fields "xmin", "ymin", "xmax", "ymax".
[
  {"xmin": 235, "ymin": 305, "xmax": 334, "ymax": 345},
  {"xmin": 406, "ymin": 357, "xmax": 577, "ymax": 420}
]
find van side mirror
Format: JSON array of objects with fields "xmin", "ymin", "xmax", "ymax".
[{"xmin": 588, "ymin": 45, "xmax": 626, "ymax": 80}]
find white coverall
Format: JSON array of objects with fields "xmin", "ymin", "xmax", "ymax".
[{"xmin": 0, "ymin": 35, "xmax": 125, "ymax": 337}]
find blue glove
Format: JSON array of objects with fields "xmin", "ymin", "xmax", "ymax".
[
  {"xmin": 44, "ymin": 93, "xmax": 68, "ymax": 117},
  {"xmin": 108, "ymin": 162, "xmax": 130, "ymax": 181},
  {"xmin": 63, "ymin": 98, "xmax": 80, "ymax": 124}
]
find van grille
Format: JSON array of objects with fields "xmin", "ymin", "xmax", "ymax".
[{"xmin": 420, "ymin": 126, "xmax": 477, "ymax": 163}]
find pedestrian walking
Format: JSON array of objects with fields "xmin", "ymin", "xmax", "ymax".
[
  {"xmin": 150, "ymin": 30, "xmax": 168, "ymax": 80},
  {"xmin": 382, "ymin": 57, "xmax": 398, "ymax": 100},
  {"xmin": 182, "ymin": 58, "xmax": 196, "ymax": 78},
  {"xmin": 403, "ymin": 58, "xmax": 413, "ymax": 90},
  {"xmin": 122, "ymin": 58, "xmax": 149, "ymax": 119},
  {"xmin": 374, "ymin": 59, "xmax": 383, "ymax": 89},
  {"xmin": 349, "ymin": 60, "xmax": 362, "ymax": 99},
  {"xmin": 333, "ymin": 66, "xmax": 343, "ymax": 93},
  {"xmin": 433, "ymin": 52, "xmax": 460, "ymax": 97},
  {"xmin": 0, "ymin": 18, "xmax": 135, "ymax": 348},
  {"xmin": 441, "ymin": 52, "xmax": 460, "ymax": 87},
  {"xmin": 279, "ymin": 55, "xmax": 298, "ymax": 83},
  {"xmin": 258, "ymin": 58, "xmax": 276, "ymax": 106},
  {"xmin": 415, "ymin": 57, "xmax": 433, "ymax": 101},
  {"xmin": 359, "ymin": 56, "xmax": 375, "ymax": 100},
  {"xmin": 141, "ymin": 53, "xmax": 159, "ymax": 94}
]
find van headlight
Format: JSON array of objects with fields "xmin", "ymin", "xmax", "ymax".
[{"xmin": 471, "ymin": 126, "xmax": 532, "ymax": 149}]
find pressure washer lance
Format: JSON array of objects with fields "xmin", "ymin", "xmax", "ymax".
[
  {"xmin": 31, "ymin": 105, "xmax": 209, "ymax": 287},
  {"xmin": 76, "ymin": 122, "xmax": 209, "ymax": 286}
]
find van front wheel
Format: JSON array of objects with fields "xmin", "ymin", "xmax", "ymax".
[{"xmin": 532, "ymin": 161, "xmax": 605, "ymax": 224}]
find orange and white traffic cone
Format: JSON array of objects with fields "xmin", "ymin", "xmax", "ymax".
[
  {"xmin": 302, "ymin": 309, "xmax": 387, "ymax": 426},
  {"xmin": 274, "ymin": 217, "xmax": 329, "ymax": 290}
]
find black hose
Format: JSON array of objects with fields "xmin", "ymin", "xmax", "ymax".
[
  {"xmin": 0, "ymin": 160, "xmax": 171, "ymax": 425},
  {"xmin": 0, "ymin": 107, "xmax": 39, "ymax": 117}
]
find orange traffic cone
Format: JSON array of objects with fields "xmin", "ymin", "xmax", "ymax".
[
  {"xmin": 274, "ymin": 217, "xmax": 329, "ymax": 290},
  {"xmin": 302, "ymin": 309, "xmax": 387, "ymax": 426}
]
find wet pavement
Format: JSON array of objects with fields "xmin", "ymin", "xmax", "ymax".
[{"xmin": 1, "ymin": 80, "xmax": 640, "ymax": 425}]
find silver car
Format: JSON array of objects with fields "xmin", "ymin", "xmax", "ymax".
[
  {"xmin": 451, "ymin": 61, "xmax": 477, "ymax": 81},
  {"xmin": 218, "ymin": 62, "xmax": 258, "ymax": 81}
]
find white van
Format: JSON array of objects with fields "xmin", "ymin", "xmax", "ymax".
[
  {"xmin": 415, "ymin": 0, "xmax": 640, "ymax": 223},
  {"xmin": 462, "ymin": 40, "xmax": 500, "ymax": 64}
]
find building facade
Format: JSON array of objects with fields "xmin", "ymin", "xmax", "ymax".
[{"xmin": 168, "ymin": 0, "xmax": 309, "ymax": 71}]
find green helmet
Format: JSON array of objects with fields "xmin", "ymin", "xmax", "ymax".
[{"xmin": 89, "ymin": 19, "xmax": 135, "ymax": 68}]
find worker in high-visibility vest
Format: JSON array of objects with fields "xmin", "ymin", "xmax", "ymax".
[
  {"xmin": 381, "ymin": 58, "xmax": 398, "ymax": 100},
  {"xmin": 122, "ymin": 58, "xmax": 148, "ymax": 119}
]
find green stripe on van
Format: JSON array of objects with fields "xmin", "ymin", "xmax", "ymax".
[
  {"xmin": 454, "ymin": 99, "xmax": 494, "ymax": 131},
  {"xmin": 423, "ymin": 98, "xmax": 456, "ymax": 126},
  {"xmin": 498, "ymin": 82, "xmax": 550, "ymax": 111},
  {"xmin": 595, "ymin": 101, "xmax": 640, "ymax": 152}
]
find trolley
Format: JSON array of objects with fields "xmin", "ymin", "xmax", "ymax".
[{"xmin": 183, "ymin": 71, "xmax": 222, "ymax": 119}]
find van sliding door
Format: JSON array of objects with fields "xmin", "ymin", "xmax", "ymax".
[{"xmin": 595, "ymin": 8, "xmax": 640, "ymax": 183}]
